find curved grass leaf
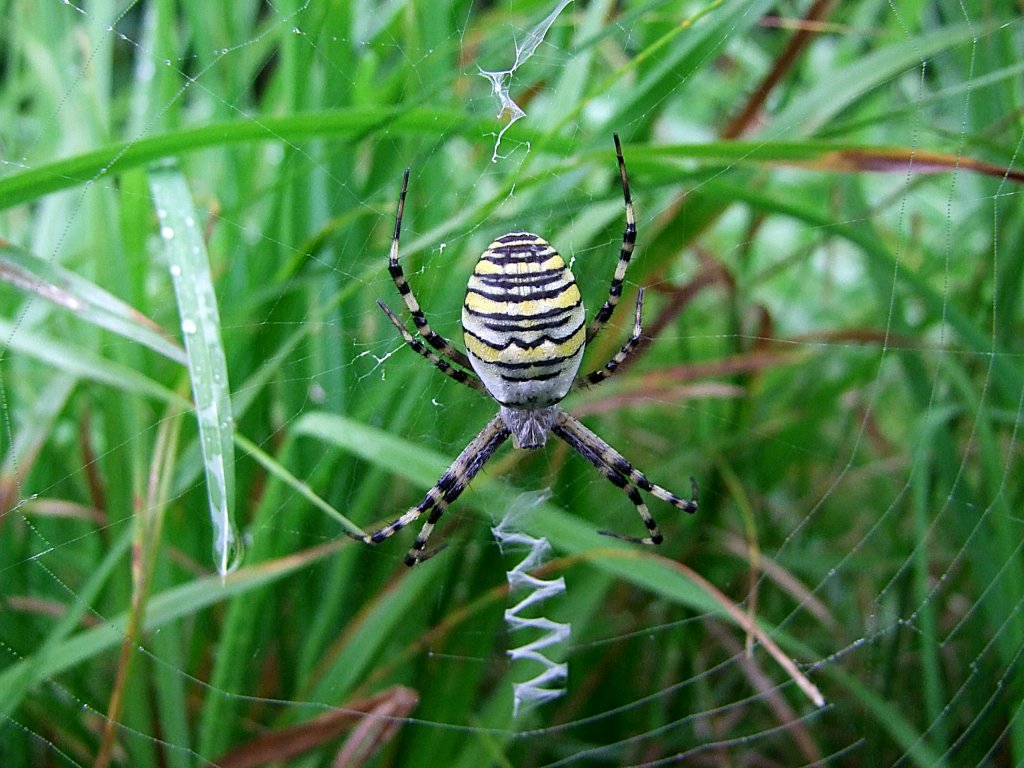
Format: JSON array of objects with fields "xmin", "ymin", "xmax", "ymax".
[
  {"xmin": 636, "ymin": 141, "xmax": 1024, "ymax": 183},
  {"xmin": 0, "ymin": 240, "xmax": 186, "ymax": 364},
  {"xmin": 294, "ymin": 411, "xmax": 824, "ymax": 707},
  {"xmin": 148, "ymin": 162, "xmax": 239, "ymax": 576},
  {"xmin": 0, "ymin": 540, "xmax": 341, "ymax": 699},
  {"xmin": 0, "ymin": 107, "xmax": 480, "ymax": 213},
  {"xmin": 0, "ymin": 318, "xmax": 187, "ymax": 407},
  {"xmin": 767, "ymin": 22, "xmax": 979, "ymax": 137}
]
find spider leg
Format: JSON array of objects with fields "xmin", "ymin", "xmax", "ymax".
[
  {"xmin": 362, "ymin": 414, "xmax": 511, "ymax": 566},
  {"xmin": 575, "ymin": 288, "xmax": 644, "ymax": 390},
  {"xmin": 585, "ymin": 133, "xmax": 637, "ymax": 345},
  {"xmin": 551, "ymin": 416, "xmax": 661, "ymax": 544},
  {"xmin": 387, "ymin": 169, "xmax": 474, "ymax": 370},
  {"xmin": 598, "ymin": 488, "xmax": 660, "ymax": 545},
  {"xmin": 378, "ymin": 300, "xmax": 487, "ymax": 394},
  {"xmin": 552, "ymin": 411, "xmax": 697, "ymax": 544}
]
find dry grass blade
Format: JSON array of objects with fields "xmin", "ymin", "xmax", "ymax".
[
  {"xmin": 213, "ymin": 687, "xmax": 419, "ymax": 768},
  {"xmin": 662, "ymin": 555, "xmax": 826, "ymax": 708},
  {"xmin": 814, "ymin": 147, "xmax": 1024, "ymax": 183},
  {"xmin": 95, "ymin": 411, "xmax": 182, "ymax": 768},
  {"xmin": 720, "ymin": 532, "xmax": 841, "ymax": 634},
  {"xmin": 722, "ymin": 0, "xmax": 837, "ymax": 138},
  {"xmin": 708, "ymin": 621, "xmax": 823, "ymax": 763}
]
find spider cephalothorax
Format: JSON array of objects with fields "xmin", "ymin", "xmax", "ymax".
[{"xmin": 364, "ymin": 135, "xmax": 697, "ymax": 566}]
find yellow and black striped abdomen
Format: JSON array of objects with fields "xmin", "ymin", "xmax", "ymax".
[{"xmin": 462, "ymin": 232, "xmax": 586, "ymax": 408}]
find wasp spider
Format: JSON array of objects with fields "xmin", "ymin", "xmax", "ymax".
[{"xmin": 364, "ymin": 135, "xmax": 698, "ymax": 566}]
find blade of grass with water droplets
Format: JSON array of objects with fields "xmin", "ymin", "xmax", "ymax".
[{"xmin": 148, "ymin": 161, "xmax": 240, "ymax": 576}]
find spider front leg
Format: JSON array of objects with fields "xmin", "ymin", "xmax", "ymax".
[
  {"xmin": 585, "ymin": 133, "xmax": 637, "ymax": 345},
  {"xmin": 361, "ymin": 414, "xmax": 511, "ymax": 566},
  {"xmin": 377, "ymin": 299, "xmax": 487, "ymax": 394},
  {"xmin": 576, "ymin": 288, "xmax": 645, "ymax": 390},
  {"xmin": 386, "ymin": 169, "xmax": 474, "ymax": 371}
]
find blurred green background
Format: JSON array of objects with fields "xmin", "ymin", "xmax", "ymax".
[{"xmin": 2, "ymin": 1, "xmax": 1022, "ymax": 765}]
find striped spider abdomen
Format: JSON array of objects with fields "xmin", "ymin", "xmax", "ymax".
[{"xmin": 462, "ymin": 233, "xmax": 586, "ymax": 409}]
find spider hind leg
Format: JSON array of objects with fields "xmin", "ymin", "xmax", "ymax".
[
  {"xmin": 597, "ymin": 473, "xmax": 664, "ymax": 546},
  {"xmin": 361, "ymin": 414, "xmax": 511, "ymax": 566},
  {"xmin": 552, "ymin": 411, "xmax": 697, "ymax": 546}
]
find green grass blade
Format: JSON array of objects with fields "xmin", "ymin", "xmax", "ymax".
[
  {"xmin": 0, "ymin": 240, "xmax": 186, "ymax": 364},
  {"xmin": 0, "ymin": 526, "xmax": 132, "ymax": 720},
  {"xmin": 233, "ymin": 432, "xmax": 364, "ymax": 536},
  {"xmin": 295, "ymin": 410, "xmax": 728, "ymax": 615},
  {"xmin": 0, "ymin": 317, "xmax": 187, "ymax": 406},
  {"xmin": 0, "ymin": 107, "xmax": 478, "ymax": 213},
  {"xmin": 148, "ymin": 162, "xmax": 239, "ymax": 576},
  {"xmin": 768, "ymin": 22, "xmax": 979, "ymax": 136},
  {"xmin": 0, "ymin": 541, "xmax": 341, "ymax": 698}
]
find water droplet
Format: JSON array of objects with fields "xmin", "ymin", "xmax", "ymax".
[
  {"xmin": 169, "ymin": 264, "xmax": 182, "ymax": 276},
  {"xmin": 160, "ymin": 225, "xmax": 174, "ymax": 239},
  {"xmin": 182, "ymin": 318, "xmax": 197, "ymax": 334}
]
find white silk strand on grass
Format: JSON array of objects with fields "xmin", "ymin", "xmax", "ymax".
[
  {"xmin": 149, "ymin": 161, "xmax": 241, "ymax": 576},
  {"xmin": 478, "ymin": 0, "xmax": 574, "ymax": 162},
  {"xmin": 493, "ymin": 511, "xmax": 570, "ymax": 718}
]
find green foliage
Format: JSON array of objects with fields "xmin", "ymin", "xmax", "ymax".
[{"xmin": 1, "ymin": 1, "xmax": 1021, "ymax": 765}]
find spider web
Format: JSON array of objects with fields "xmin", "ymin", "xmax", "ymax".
[{"xmin": 1, "ymin": 1, "xmax": 1023, "ymax": 766}]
